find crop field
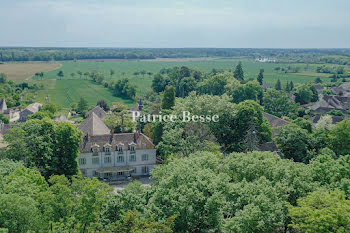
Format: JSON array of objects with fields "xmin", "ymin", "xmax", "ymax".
[
  {"xmin": 41, "ymin": 59, "xmax": 335, "ymax": 96},
  {"xmin": 9, "ymin": 58, "xmax": 346, "ymax": 109},
  {"xmin": 36, "ymin": 79, "xmax": 135, "ymax": 109},
  {"xmin": 0, "ymin": 62, "xmax": 61, "ymax": 81}
]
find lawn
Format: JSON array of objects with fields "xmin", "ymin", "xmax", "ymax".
[{"xmin": 36, "ymin": 79, "xmax": 135, "ymax": 109}]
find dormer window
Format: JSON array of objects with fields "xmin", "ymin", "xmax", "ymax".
[
  {"xmin": 117, "ymin": 143, "xmax": 124, "ymax": 154},
  {"xmin": 129, "ymin": 142, "xmax": 136, "ymax": 154},
  {"xmin": 92, "ymin": 144, "xmax": 100, "ymax": 156},
  {"xmin": 104, "ymin": 144, "xmax": 111, "ymax": 155}
]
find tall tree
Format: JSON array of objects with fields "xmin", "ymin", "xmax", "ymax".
[
  {"xmin": 257, "ymin": 69, "xmax": 264, "ymax": 85},
  {"xmin": 275, "ymin": 79, "xmax": 282, "ymax": 90},
  {"xmin": 77, "ymin": 97, "xmax": 88, "ymax": 113},
  {"xmin": 290, "ymin": 81, "xmax": 294, "ymax": 90},
  {"xmin": 233, "ymin": 62, "xmax": 244, "ymax": 81},
  {"xmin": 161, "ymin": 86, "xmax": 175, "ymax": 109}
]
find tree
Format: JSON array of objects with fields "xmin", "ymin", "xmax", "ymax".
[
  {"xmin": 275, "ymin": 124, "xmax": 314, "ymax": 163},
  {"xmin": 295, "ymin": 85, "xmax": 313, "ymax": 105},
  {"xmin": 288, "ymin": 190, "xmax": 350, "ymax": 233},
  {"xmin": 275, "ymin": 79, "xmax": 281, "ymax": 90},
  {"xmin": 257, "ymin": 69, "xmax": 264, "ymax": 85},
  {"xmin": 53, "ymin": 122, "xmax": 82, "ymax": 178},
  {"xmin": 290, "ymin": 81, "xmax": 294, "ymax": 90},
  {"xmin": 113, "ymin": 78, "xmax": 136, "ymax": 99},
  {"xmin": 310, "ymin": 85, "xmax": 319, "ymax": 102},
  {"xmin": 226, "ymin": 80, "xmax": 263, "ymax": 104},
  {"xmin": 110, "ymin": 210, "xmax": 174, "ymax": 233},
  {"xmin": 77, "ymin": 97, "xmax": 88, "ymax": 114},
  {"xmin": 57, "ymin": 70, "xmax": 64, "ymax": 78},
  {"xmin": 151, "ymin": 73, "xmax": 166, "ymax": 93},
  {"xmin": 0, "ymin": 73, "xmax": 7, "ymax": 83},
  {"xmin": 97, "ymin": 99, "xmax": 109, "ymax": 111},
  {"xmin": 263, "ymin": 89, "xmax": 299, "ymax": 118},
  {"xmin": 212, "ymin": 100, "xmax": 271, "ymax": 153},
  {"xmin": 3, "ymin": 119, "xmax": 82, "ymax": 179},
  {"xmin": 197, "ymin": 72, "xmax": 229, "ymax": 96},
  {"xmin": 328, "ymin": 119, "xmax": 350, "ymax": 155},
  {"xmin": 285, "ymin": 81, "xmax": 290, "ymax": 92},
  {"xmin": 77, "ymin": 70, "xmax": 83, "ymax": 78},
  {"xmin": 315, "ymin": 77, "xmax": 322, "ymax": 83},
  {"xmin": 233, "ymin": 61, "xmax": 244, "ymax": 81},
  {"xmin": 0, "ymin": 114, "xmax": 9, "ymax": 123},
  {"xmin": 161, "ymin": 86, "xmax": 175, "ymax": 110},
  {"xmin": 70, "ymin": 72, "xmax": 75, "ymax": 78},
  {"xmin": 41, "ymin": 103, "xmax": 59, "ymax": 115},
  {"xmin": 110, "ymin": 69, "xmax": 115, "ymax": 77}
]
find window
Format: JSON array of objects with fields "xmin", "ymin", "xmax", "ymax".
[
  {"xmin": 132, "ymin": 167, "xmax": 137, "ymax": 173},
  {"xmin": 92, "ymin": 147, "xmax": 99, "ymax": 156},
  {"xmin": 117, "ymin": 145, "xmax": 123, "ymax": 154},
  {"xmin": 117, "ymin": 171, "xmax": 124, "ymax": 176},
  {"xmin": 142, "ymin": 154, "xmax": 149, "ymax": 161},
  {"xmin": 92, "ymin": 157, "xmax": 99, "ymax": 165},
  {"xmin": 142, "ymin": 166, "xmax": 149, "ymax": 174},
  {"xmin": 78, "ymin": 158, "xmax": 86, "ymax": 165},
  {"xmin": 104, "ymin": 156, "xmax": 111, "ymax": 164},
  {"xmin": 117, "ymin": 156, "xmax": 124, "ymax": 163},
  {"xmin": 105, "ymin": 172, "xmax": 112, "ymax": 177},
  {"xmin": 93, "ymin": 170, "xmax": 98, "ymax": 176},
  {"xmin": 129, "ymin": 144, "xmax": 136, "ymax": 153},
  {"xmin": 129, "ymin": 155, "xmax": 136, "ymax": 162},
  {"xmin": 104, "ymin": 146, "xmax": 111, "ymax": 155}
]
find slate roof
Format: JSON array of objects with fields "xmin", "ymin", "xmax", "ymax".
[
  {"xmin": 78, "ymin": 112, "xmax": 111, "ymax": 136},
  {"xmin": 79, "ymin": 132, "xmax": 155, "ymax": 153},
  {"xmin": 259, "ymin": 141, "xmax": 283, "ymax": 158},
  {"xmin": 307, "ymin": 95, "xmax": 350, "ymax": 113},
  {"xmin": 263, "ymin": 112, "xmax": 290, "ymax": 137},
  {"xmin": 86, "ymin": 106, "xmax": 107, "ymax": 119},
  {"xmin": 25, "ymin": 103, "xmax": 43, "ymax": 113},
  {"xmin": 309, "ymin": 115, "xmax": 345, "ymax": 125}
]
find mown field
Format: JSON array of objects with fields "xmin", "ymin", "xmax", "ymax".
[
  {"xmin": 0, "ymin": 62, "xmax": 61, "ymax": 81},
  {"xmin": 35, "ymin": 79, "xmax": 135, "ymax": 109}
]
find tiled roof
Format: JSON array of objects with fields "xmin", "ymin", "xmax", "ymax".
[{"xmin": 77, "ymin": 112, "xmax": 111, "ymax": 136}]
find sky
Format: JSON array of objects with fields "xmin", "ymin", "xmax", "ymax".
[{"xmin": 0, "ymin": 0, "xmax": 349, "ymax": 48}]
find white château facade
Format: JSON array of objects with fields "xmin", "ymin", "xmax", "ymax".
[{"xmin": 77, "ymin": 107, "xmax": 156, "ymax": 180}]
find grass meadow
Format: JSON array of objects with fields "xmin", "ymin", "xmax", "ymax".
[
  {"xmin": 42, "ymin": 59, "xmax": 333, "ymax": 96},
  {"xmin": 3, "ymin": 59, "xmax": 343, "ymax": 109}
]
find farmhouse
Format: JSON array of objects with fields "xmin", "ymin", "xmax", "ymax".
[
  {"xmin": 19, "ymin": 102, "xmax": 43, "ymax": 121},
  {"xmin": 77, "ymin": 112, "xmax": 156, "ymax": 180}
]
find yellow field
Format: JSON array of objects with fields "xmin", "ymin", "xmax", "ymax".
[{"xmin": 0, "ymin": 62, "xmax": 61, "ymax": 81}]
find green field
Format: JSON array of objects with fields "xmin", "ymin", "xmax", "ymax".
[
  {"xmin": 35, "ymin": 79, "xmax": 135, "ymax": 109},
  {"xmin": 41, "ymin": 59, "xmax": 334, "ymax": 95},
  {"xmin": 25, "ymin": 58, "xmax": 346, "ymax": 108}
]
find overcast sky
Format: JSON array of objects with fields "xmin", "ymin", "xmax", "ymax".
[{"xmin": 0, "ymin": 0, "xmax": 349, "ymax": 48}]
